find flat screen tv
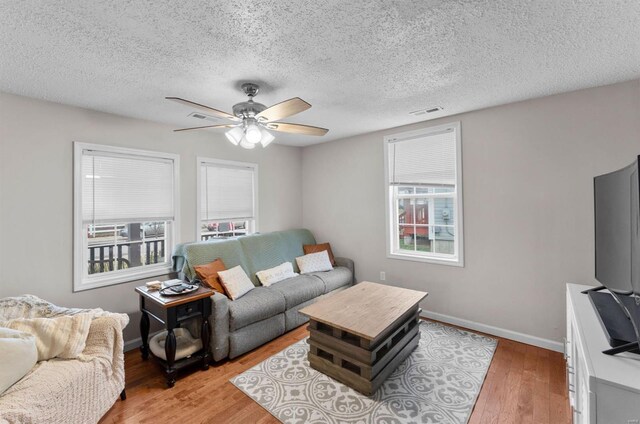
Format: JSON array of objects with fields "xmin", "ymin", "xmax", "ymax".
[
  {"xmin": 591, "ymin": 155, "xmax": 640, "ymax": 355},
  {"xmin": 594, "ymin": 155, "xmax": 640, "ymax": 295}
]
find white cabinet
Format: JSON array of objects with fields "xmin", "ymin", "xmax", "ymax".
[{"xmin": 566, "ymin": 284, "xmax": 640, "ymax": 424}]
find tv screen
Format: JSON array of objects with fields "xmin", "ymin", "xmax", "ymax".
[{"xmin": 594, "ymin": 156, "xmax": 640, "ymax": 295}]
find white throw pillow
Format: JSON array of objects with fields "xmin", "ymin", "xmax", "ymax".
[
  {"xmin": 296, "ymin": 250, "xmax": 334, "ymax": 274},
  {"xmin": 0, "ymin": 313, "xmax": 93, "ymax": 361},
  {"xmin": 256, "ymin": 262, "xmax": 299, "ymax": 287},
  {"xmin": 218, "ymin": 265, "xmax": 255, "ymax": 300},
  {"xmin": 0, "ymin": 327, "xmax": 38, "ymax": 395}
]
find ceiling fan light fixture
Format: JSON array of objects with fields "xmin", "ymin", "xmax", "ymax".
[
  {"xmin": 260, "ymin": 128, "xmax": 275, "ymax": 147},
  {"xmin": 245, "ymin": 122, "xmax": 262, "ymax": 144},
  {"xmin": 239, "ymin": 137, "xmax": 255, "ymax": 149},
  {"xmin": 225, "ymin": 126, "xmax": 244, "ymax": 145},
  {"xmin": 169, "ymin": 83, "xmax": 328, "ymax": 147}
]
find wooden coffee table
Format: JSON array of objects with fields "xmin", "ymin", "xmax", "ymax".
[{"xmin": 299, "ymin": 281, "xmax": 428, "ymax": 395}]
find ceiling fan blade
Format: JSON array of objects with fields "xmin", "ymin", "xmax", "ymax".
[
  {"xmin": 166, "ymin": 97, "xmax": 241, "ymax": 122},
  {"xmin": 257, "ymin": 97, "xmax": 311, "ymax": 122},
  {"xmin": 173, "ymin": 124, "xmax": 239, "ymax": 132},
  {"xmin": 266, "ymin": 122, "xmax": 328, "ymax": 136}
]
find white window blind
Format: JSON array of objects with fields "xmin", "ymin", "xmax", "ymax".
[
  {"xmin": 389, "ymin": 128, "xmax": 456, "ymax": 186},
  {"xmin": 385, "ymin": 122, "xmax": 464, "ymax": 266},
  {"xmin": 81, "ymin": 151, "xmax": 175, "ymax": 224},
  {"xmin": 201, "ymin": 163, "xmax": 255, "ymax": 221}
]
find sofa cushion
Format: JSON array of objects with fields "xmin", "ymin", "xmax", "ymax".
[
  {"xmin": 194, "ymin": 258, "xmax": 227, "ymax": 295},
  {"xmin": 269, "ymin": 275, "xmax": 325, "ymax": 309},
  {"xmin": 303, "ymin": 242, "xmax": 336, "ymax": 266},
  {"xmin": 0, "ymin": 328, "xmax": 37, "ymax": 395},
  {"xmin": 296, "ymin": 251, "xmax": 333, "ymax": 274},
  {"xmin": 284, "ymin": 297, "xmax": 315, "ymax": 331},
  {"xmin": 229, "ymin": 314, "xmax": 285, "ymax": 359},
  {"xmin": 310, "ymin": 266, "xmax": 353, "ymax": 293},
  {"xmin": 228, "ymin": 287, "xmax": 286, "ymax": 332},
  {"xmin": 218, "ymin": 265, "xmax": 255, "ymax": 300},
  {"xmin": 256, "ymin": 262, "xmax": 298, "ymax": 287}
]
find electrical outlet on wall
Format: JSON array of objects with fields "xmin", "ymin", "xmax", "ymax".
[{"xmin": 380, "ymin": 271, "xmax": 386, "ymax": 281}]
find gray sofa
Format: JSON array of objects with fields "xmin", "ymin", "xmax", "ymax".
[{"xmin": 173, "ymin": 229, "xmax": 354, "ymax": 361}]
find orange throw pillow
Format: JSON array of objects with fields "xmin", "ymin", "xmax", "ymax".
[
  {"xmin": 303, "ymin": 243, "xmax": 336, "ymax": 266},
  {"xmin": 194, "ymin": 259, "xmax": 228, "ymax": 296}
]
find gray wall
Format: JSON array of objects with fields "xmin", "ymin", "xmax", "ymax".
[
  {"xmin": 0, "ymin": 92, "xmax": 303, "ymax": 341},
  {"xmin": 302, "ymin": 79, "xmax": 640, "ymax": 344},
  {"xmin": 2, "ymin": 80, "xmax": 639, "ymax": 347}
]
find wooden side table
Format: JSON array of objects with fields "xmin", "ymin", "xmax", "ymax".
[{"xmin": 135, "ymin": 284, "xmax": 213, "ymax": 387}]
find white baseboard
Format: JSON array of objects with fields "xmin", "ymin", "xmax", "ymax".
[
  {"xmin": 421, "ymin": 310, "xmax": 564, "ymax": 353},
  {"xmin": 124, "ymin": 337, "xmax": 142, "ymax": 352},
  {"xmin": 124, "ymin": 313, "xmax": 564, "ymax": 353},
  {"xmin": 124, "ymin": 329, "xmax": 163, "ymax": 352}
]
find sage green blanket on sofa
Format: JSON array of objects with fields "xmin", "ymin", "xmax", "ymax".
[{"xmin": 174, "ymin": 228, "xmax": 317, "ymax": 284}]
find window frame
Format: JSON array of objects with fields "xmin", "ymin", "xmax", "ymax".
[
  {"xmin": 383, "ymin": 122, "xmax": 464, "ymax": 267},
  {"xmin": 73, "ymin": 142, "xmax": 180, "ymax": 291},
  {"xmin": 196, "ymin": 157, "xmax": 259, "ymax": 241}
]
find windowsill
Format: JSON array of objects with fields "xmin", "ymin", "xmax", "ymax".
[
  {"xmin": 73, "ymin": 264, "xmax": 173, "ymax": 292},
  {"xmin": 387, "ymin": 251, "xmax": 464, "ymax": 267}
]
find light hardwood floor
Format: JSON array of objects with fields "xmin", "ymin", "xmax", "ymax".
[{"xmin": 100, "ymin": 320, "xmax": 571, "ymax": 424}]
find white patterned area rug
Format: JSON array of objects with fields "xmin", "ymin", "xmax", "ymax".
[{"xmin": 230, "ymin": 321, "xmax": 497, "ymax": 424}]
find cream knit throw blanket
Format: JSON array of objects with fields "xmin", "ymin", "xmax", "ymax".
[
  {"xmin": 0, "ymin": 295, "xmax": 128, "ymax": 361},
  {"xmin": 0, "ymin": 294, "xmax": 128, "ymax": 328},
  {"xmin": 1, "ymin": 314, "xmax": 93, "ymax": 361}
]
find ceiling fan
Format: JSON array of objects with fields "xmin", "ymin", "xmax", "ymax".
[{"xmin": 167, "ymin": 83, "xmax": 328, "ymax": 149}]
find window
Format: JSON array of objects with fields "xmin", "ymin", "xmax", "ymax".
[
  {"xmin": 384, "ymin": 122, "xmax": 464, "ymax": 266},
  {"xmin": 74, "ymin": 143, "xmax": 179, "ymax": 291},
  {"xmin": 197, "ymin": 158, "xmax": 258, "ymax": 241}
]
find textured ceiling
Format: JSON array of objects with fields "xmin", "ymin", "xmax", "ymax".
[{"xmin": 1, "ymin": 0, "xmax": 639, "ymax": 146}]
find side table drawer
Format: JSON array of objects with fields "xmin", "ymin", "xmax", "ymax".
[{"xmin": 176, "ymin": 301, "xmax": 203, "ymax": 321}]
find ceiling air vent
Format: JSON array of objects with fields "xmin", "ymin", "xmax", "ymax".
[
  {"xmin": 409, "ymin": 106, "xmax": 443, "ymax": 116},
  {"xmin": 188, "ymin": 112, "xmax": 222, "ymax": 122}
]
